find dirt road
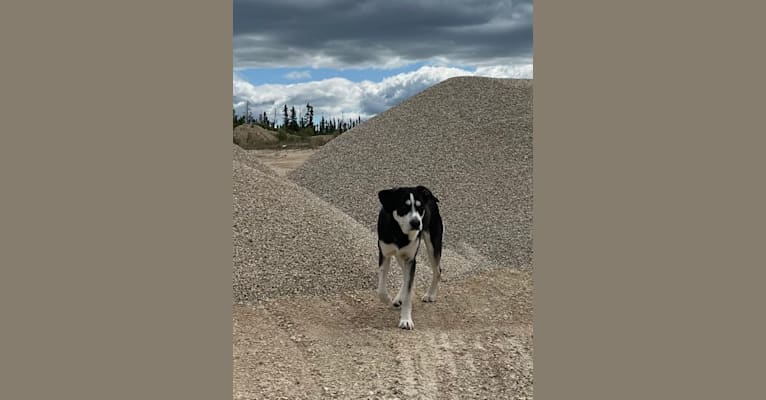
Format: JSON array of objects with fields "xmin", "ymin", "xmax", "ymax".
[
  {"xmin": 233, "ymin": 267, "xmax": 533, "ymax": 400},
  {"xmin": 251, "ymin": 149, "xmax": 317, "ymax": 176}
]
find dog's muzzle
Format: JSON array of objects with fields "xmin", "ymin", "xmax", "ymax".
[{"xmin": 409, "ymin": 219, "xmax": 422, "ymax": 231}]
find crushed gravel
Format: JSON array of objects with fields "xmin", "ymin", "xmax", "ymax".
[
  {"xmin": 289, "ymin": 76, "xmax": 533, "ymax": 270},
  {"xmin": 234, "ymin": 267, "xmax": 534, "ymax": 400},
  {"xmin": 233, "ymin": 123, "xmax": 278, "ymax": 148},
  {"xmin": 233, "ymin": 145, "xmax": 482, "ymax": 303},
  {"xmin": 233, "ymin": 158, "xmax": 376, "ymax": 303}
]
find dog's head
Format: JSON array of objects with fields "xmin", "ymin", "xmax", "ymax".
[{"xmin": 378, "ymin": 186, "xmax": 439, "ymax": 235}]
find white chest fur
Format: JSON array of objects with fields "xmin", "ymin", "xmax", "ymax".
[{"xmin": 379, "ymin": 238, "xmax": 421, "ymax": 259}]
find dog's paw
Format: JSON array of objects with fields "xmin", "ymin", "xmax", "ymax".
[
  {"xmin": 392, "ymin": 299, "xmax": 402, "ymax": 308},
  {"xmin": 421, "ymin": 293, "xmax": 437, "ymax": 302},
  {"xmin": 398, "ymin": 318, "xmax": 414, "ymax": 330}
]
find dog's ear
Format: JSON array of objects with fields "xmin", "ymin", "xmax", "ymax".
[
  {"xmin": 416, "ymin": 185, "xmax": 439, "ymax": 203},
  {"xmin": 378, "ymin": 188, "xmax": 399, "ymax": 212}
]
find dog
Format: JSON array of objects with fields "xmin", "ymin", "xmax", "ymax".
[{"xmin": 376, "ymin": 185, "xmax": 443, "ymax": 330}]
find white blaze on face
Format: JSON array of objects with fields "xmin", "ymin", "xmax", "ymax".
[{"xmin": 393, "ymin": 193, "xmax": 423, "ymax": 237}]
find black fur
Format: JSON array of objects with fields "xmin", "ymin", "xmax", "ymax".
[
  {"xmin": 377, "ymin": 186, "xmax": 442, "ymax": 252},
  {"xmin": 406, "ymin": 257, "xmax": 416, "ymax": 292},
  {"xmin": 376, "ymin": 186, "xmax": 444, "ymax": 330},
  {"xmin": 377, "ymin": 208, "xmax": 416, "ymax": 248}
]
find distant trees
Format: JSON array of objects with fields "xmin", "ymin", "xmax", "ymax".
[
  {"xmin": 288, "ymin": 106, "xmax": 298, "ymax": 131},
  {"xmin": 234, "ymin": 108, "xmax": 273, "ymax": 130},
  {"xmin": 304, "ymin": 103, "xmax": 315, "ymax": 134},
  {"xmin": 233, "ymin": 109, "xmax": 246, "ymax": 128},
  {"xmin": 234, "ymin": 101, "xmax": 364, "ymax": 136},
  {"xmin": 260, "ymin": 112, "xmax": 270, "ymax": 127}
]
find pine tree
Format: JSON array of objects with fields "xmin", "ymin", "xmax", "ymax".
[
  {"xmin": 289, "ymin": 106, "xmax": 298, "ymax": 131},
  {"xmin": 282, "ymin": 105, "xmax": 289, "ymax": 128},
  {"xmin": 306, "ymin": 103, "xmax": 314, "ymax": 131},
  {"xmin": 255, "ymin": 111, "xmax": 269, "ymax": 129}
]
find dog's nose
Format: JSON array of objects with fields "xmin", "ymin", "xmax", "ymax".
[{"xmin": 409, "ymin": 219, "xmax": 421, "ymax": 230}]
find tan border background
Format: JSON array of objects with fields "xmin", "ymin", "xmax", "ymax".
[
  {"xmin": 1, "ymin": 1, "xmax": 765, "ymax": 399},
  {"xmin": 1, "ymin": 1, "xmax": 233, "ymax": 399},
  {"xmin": 534, "ymin": 1, "xmax": 766, "ymax": 398}
]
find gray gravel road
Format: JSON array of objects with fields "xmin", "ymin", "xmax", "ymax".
[{"xmin": 234, "ymin": 267, "xmax": 533, "ymax": 400}]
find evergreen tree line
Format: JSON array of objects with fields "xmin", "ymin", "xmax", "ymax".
[{"xmin": 233, "ymin": 102, "xmax": 364, "ymax": 136}]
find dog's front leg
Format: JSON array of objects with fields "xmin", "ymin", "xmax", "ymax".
[
  {"xmin": 397, "ymin": 256, "xmax": 416, "ymax": 330},
  {"xmin": 392, "ymin": 256, "xmax": 408, "ymax": 308},
  {"xmin": 422, "ymin": 233, "xmax": 441, "ymax": 302},
  {"xmin": 377, "ymin": 250, "xmax": 393, "ymax": 305}
]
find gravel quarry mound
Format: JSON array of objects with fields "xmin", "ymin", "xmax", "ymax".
[
  {"xmin": 233, "ymin": 153, "xmax": 479, "ymax": 303},
  {"xmin": 233, "ymin": 159, "xmax": 376, "ymax": 303},
  {"xmin": 233, "ymin": 123, "xmax": 278, "ymax": 148},
  {"xmin": 289, "ymin": 77, "xmax": 533, "ymax": 270}
]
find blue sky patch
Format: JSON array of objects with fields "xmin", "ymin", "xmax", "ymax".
[{"xmin": 234, "ymin": 62, "xmax": 474, "ymax": 85}]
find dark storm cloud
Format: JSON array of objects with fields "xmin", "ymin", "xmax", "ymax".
[{"xmin": 233, "ymin": 0, "xmax": 533, "ymax": 69}]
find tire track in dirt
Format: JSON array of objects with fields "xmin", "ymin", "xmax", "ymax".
[
  {"xmin": 450, "ymin": 334, "xmax": 479, "ymax": 397},
  {"xmin": 394, "ymin": 333, "xmax": 449, "ymax": 400},
  {"xmin": 234, "ymin": 268, "xmax": 533, "ymax": 399},
  {"xmin": 416, "ymin": 333, "xmax": 443, "ymax": 399},
  {"xmin": 394, "ymin": 339, "xmax": 420, "ymax": 398},
  {"xmin": 394, "ymin": 332, "xmax": 485, "ymax": 400},
  {"xmin": 434, "ymin": 332, "xmax": 460, "ymax": 400}
]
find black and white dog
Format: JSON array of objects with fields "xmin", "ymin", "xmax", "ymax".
[{"xmin": 377, "ymin": 186, "xmax": 443, "ymax": 330}]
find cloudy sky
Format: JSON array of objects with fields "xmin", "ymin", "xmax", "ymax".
[{"xmin": 233, "ymin": 0, "xmax": 533, "ymax": 123}]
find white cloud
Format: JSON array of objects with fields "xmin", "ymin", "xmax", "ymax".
[
  {"xmin": 284, "ymin": 70, "xmax": 312, "ymax": 80},
  {"xmin": 474, "ymin": 64, "xmax": 534, "ymax": 78},
  {"xmin": 233, "ymin": 64, "xmax": 532, "ymax": 122}
]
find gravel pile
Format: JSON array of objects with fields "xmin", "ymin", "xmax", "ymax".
[
  {"xmin": 233, "ymin": 145, "xmax": 479, "ymax": 303},
  {"xmin": 289, "ymin": 77, "xmax": 533, "ymax": 270},
  {"xmin": 233, "ymin": 124, "xmax": 278, "ymax": 148},
  {"xmin": 233, "ymin": 159, "xmax": 376, "ymax": 303}
]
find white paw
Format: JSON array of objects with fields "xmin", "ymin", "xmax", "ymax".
[
  {"xmin": 422, "ymin": 293, "xmax": 437, "ymax": 302},
  {"xmin": 398, "ymin": 318, "xmax": 414, "ymax": 330}
]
